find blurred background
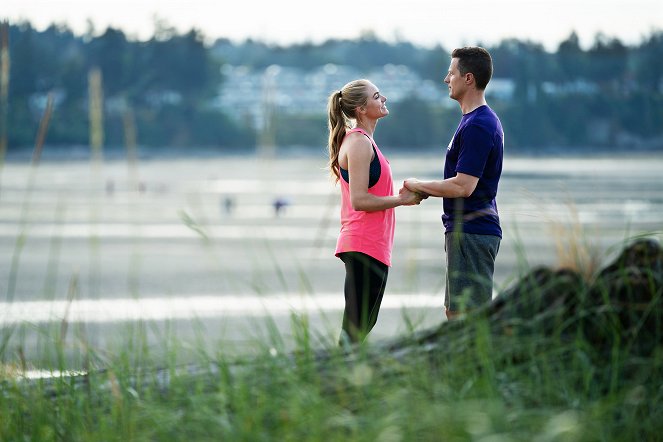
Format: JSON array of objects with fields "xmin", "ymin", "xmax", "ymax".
[
  {"xmin": 2, "ymin": 0, "xmax": 663, "ymax": 152},
  {"xmin": 1, "ymin": 1, "xmax": 662, "ymax": 354}
]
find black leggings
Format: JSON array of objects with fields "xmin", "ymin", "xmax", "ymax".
[{"xmin": 338, "ymin": 252, "xmax": 389, "ymax": 344}]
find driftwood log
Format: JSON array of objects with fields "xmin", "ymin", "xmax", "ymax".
[{"xmin": 382, "ymin": 237, "xmax": 663, "ymax": 361}]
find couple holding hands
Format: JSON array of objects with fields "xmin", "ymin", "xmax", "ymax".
[{"xmin": 328, "ymin": 47, "xmax": 504, "ymax": 344}]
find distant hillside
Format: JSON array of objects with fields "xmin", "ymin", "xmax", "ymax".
[{"xmin": 2, "ymin": 22, "xmax": 662, "ymax": 151}]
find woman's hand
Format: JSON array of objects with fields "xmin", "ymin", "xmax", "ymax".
[{"xmin": 398, "ymin": 186, "xmax": 424, "ymax": 205}]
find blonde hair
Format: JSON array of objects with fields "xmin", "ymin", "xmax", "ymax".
[{"xmin": 326, "ymin": 79, "xmax": 370, "ymax": 182}]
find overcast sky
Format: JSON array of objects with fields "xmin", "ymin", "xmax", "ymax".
[{"xmin": 4, "ymin": 0, "xmax": 662, "ymax": 50}]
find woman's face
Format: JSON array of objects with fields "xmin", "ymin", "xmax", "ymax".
[{"xmin": 359, "ymin": 82, "xmax": 389, "ymax": 120}]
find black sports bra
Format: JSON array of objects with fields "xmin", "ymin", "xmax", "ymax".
[{"xmin": 339, "ymin": 144, "xmax": 382, "ymax": 188}]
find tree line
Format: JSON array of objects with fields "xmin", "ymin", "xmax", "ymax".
[{"xmin": 2, "ymin": 21, "xmax": 662, "ymax": 154}]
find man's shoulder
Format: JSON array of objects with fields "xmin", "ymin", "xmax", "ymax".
[
  {"xmin": 475, "ymin": 105, "xmax": 500, "ymax": 121},
  {"xmin": 465, "ymin": 107, "xmax": 501, "ymax": 133}
]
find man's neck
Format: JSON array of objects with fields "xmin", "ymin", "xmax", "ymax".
[{"xmin": 459, "ymin": 92, "xmax": 487, "ymax": 115}]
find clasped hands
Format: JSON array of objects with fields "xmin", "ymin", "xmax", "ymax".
[{"xmin": 398, "ymin": 178, "xmax": 428, "ymax": 206}]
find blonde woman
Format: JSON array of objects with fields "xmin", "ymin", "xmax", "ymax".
[{"xmin": 327, "ymin": 79, "xmax": 422, "ymax": 344}]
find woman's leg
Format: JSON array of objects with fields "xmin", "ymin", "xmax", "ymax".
[{"xmin": 338, "ymin": 252, "xmax": 389, "ymax": 344}]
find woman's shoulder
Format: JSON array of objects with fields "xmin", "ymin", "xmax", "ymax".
[
  {"xmin": 343, "ymin": 130, "xmax": 372, "ymax": 148},
  {"xmin": 342, "ymin": 132, "xmax": 374, "ymax": 162}
]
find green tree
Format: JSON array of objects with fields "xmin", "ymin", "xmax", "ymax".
[
  {"xmin": 86, "ymin": 27, "xmax": 133, "ymax": 97},
  {"xmin": 379, "ymin": 97, "xmax": 451, "ymax": 148},
  {"xmin": 144, "ymin": 29, "xmax": 219, "ymax": 105},
  {"xmin": 419, "ymin": 45, "xmax": 451, "ymax": 83},
  {"xmin": 586, "ymin": 34, "xmax": 628, "ymax": 89},
  {"xmin": 556, "ymin": 31, "xmax": 587, "ymax": 81},
  {"xmin": 633, "ymin": 31, "xmax": 663, "ymax": 92}
]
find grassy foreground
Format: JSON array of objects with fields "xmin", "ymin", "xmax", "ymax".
[{"xmin": 1, "ymin": 238, "xmax": 662, "ymax": 442}]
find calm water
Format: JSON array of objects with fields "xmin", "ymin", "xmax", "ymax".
[{"xmin": 1, "ymin": 151, "xmax": 662, "ymax": 355}]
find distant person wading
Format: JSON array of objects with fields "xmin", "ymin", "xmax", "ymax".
[{"xmin": 327, "ymin": 79, "xmax": 423, "ymax": 344}]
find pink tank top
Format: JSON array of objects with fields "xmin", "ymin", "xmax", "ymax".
[{"xmin": 335, "ymin": 128, "xmax": 395, "ymax": 266}]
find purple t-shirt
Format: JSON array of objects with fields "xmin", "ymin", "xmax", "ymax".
[{"xmin": 442, "ymin": 105, "xmax": 503, "ymax": 238}]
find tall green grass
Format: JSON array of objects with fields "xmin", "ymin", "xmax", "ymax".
[
  {"xmin": 1, "ymin": 286, "xmax": 661, "ymax": 441},
  {"xmin": 3, "ymin": 225, "xmax": 663, "ymax": 441}
]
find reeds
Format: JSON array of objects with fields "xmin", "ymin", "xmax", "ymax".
[
  {"xmin": 1, "ymin": 229, "xmax": 661, "ymax": 440},
  {"xmin": 5, "ymin": 93, "xmax": 54, "ymax": 304},
  {"xmin": 548, "ymin": 200, "xmax": 602, "ymax": 280},
  {"xmin": 0, "ymin": 21, "xmax": 9, "ymax": 174},
  {"xmin": 1, "ymin": 276, "xmax": 660, "ymax": 441}
]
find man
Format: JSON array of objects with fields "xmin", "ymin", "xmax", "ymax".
[{"xmin": 405, "ymin": 47, "xmax": 504, "ymax": 320}]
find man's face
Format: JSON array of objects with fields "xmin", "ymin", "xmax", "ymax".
[{"xmin": 444, "ymin": 58, "xmax": 465, "ymax": 101}]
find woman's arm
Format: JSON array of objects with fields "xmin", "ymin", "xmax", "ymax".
[{"xmin": 344, "ymin": 134, "xmax": 420, "ymax": 211}]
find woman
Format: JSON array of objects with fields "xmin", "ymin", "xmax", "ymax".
[{"xmin": 327, "ymin": 79, "xmax": 422, "ymax": 344}]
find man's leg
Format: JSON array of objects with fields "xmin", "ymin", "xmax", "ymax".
[{"xmin": 444, "ymin": 232, "xmax": 500, "ymax": 318}]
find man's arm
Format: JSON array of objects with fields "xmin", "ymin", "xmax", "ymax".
[{"xmin": 404, "ymin": 172, "xmax": 479, "ymax": 198}]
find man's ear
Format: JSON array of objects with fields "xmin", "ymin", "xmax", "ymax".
[{"xmin": 465, "ymin": 72, "xmax": 474, "ymax": 85}]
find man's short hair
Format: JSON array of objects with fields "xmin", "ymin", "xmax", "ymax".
[{"xmin": 452, "ymin": 47, "xmax": 493, "ymax": 90}]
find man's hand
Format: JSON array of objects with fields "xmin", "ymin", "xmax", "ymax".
[
  {"xmin": 403, "ymin": 178, "xmax": 429, "ymax": 200},
  {"xmin": 404, "ymin": 178, "xmax": 420, "ymax": 191}
]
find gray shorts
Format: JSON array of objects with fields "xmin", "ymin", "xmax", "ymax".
[{"xmin": 445, "ymin": 232, "xmax": 500, "ymax": 312}]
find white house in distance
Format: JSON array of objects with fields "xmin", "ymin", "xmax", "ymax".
[{"xmin": 213, "ymin": 63, "xmax": 481, "ymax": 130}]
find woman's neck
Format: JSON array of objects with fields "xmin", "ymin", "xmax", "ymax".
[{"xmin": 355, "ymin": 120, "xmax": 377, "ymax": 137}]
